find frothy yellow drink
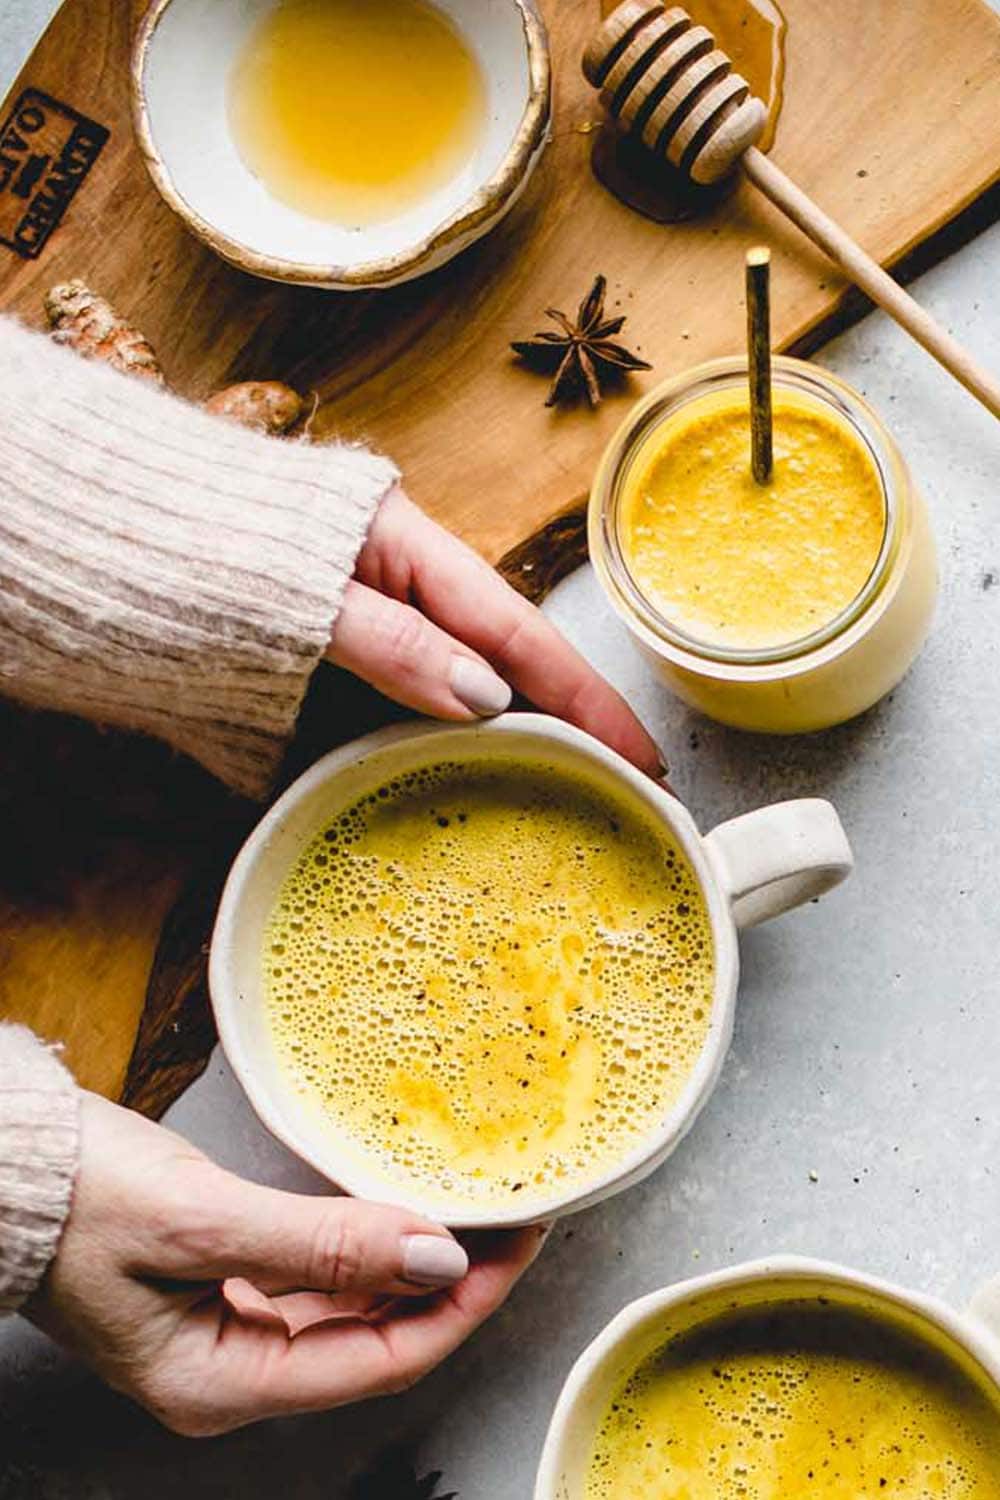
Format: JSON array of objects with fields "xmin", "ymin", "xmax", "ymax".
[
  {"xmin": 264, "ymin": 760, "xmax": 714, "ymax": 1211},
  {"xmin": 620, "ymin": 389, "xmax": 886, "ymax": 650},
  {"xmin": 587, "ymin": 1300, "xmax": 1000, "ymax": 1499},
  {"xmin": 229, "ymin": 0, "xmax": 486, "ymax": 226}
]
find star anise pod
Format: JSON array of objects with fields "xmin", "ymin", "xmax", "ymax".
[{"xmin": 511, "ymin": 274, "xmax": 652, "ymax": 408}]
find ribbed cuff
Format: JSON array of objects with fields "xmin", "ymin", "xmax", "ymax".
[
  {"xmin": 0, "ymin": 1025, "xmax": 80, "ymax": 1314},
  {"xmin": 0, "ymin": 319, "xmax": 399, "ymax": 800}
]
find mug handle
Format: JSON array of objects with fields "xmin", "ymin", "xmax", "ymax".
[{"xmin": 703, "ymin": 799, "xmax": 853, "ymax": 930}]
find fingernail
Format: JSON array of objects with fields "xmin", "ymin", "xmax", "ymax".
[
  {"xmin": 654, "ymin": 754, "xmax": 680, "ymax": 799},
  {"xmin": 401, "ymin": 1234, "xmax": 470, "ymax": 1287},
  {"xmin": 450, "ymin": 658, "xmax": 512, "ymax": 717}
]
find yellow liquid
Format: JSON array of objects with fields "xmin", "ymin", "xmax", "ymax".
[
  {"xmin": 587, "ymin": 1301, "xmax": 1000, "ymax": 1499},
  {"xmin": 229, "ymin": 0, "xmax": 486, "ymax": 226},
  {"xmin": 619, "ymin": 390, "xmax": 886, "ymax": 650},
  {"xmin": 264, "ymin": 760, "xmax": 714, "ymax": 1212}
]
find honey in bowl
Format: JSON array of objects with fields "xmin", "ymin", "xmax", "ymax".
[
  {"xmin": 586, "ymin": 1299, "xmax": 1000, "ymax": 1497},
  {"xmin": 263, "ymin": 759, "xmax": 714, "ymax": 1214},
  {"xmin": 228, "ymin": 0, "xmax": 487, "ymax": 227},
  {"xmin": 619, "ymin": 387, "xmax": 886, "ymax": 652}
]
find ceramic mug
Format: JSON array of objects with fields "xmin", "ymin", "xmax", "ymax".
[
  {"xmin": 534, "ymin": 1255, "xmax": 1000, "ymax": 1498},
  {"xmin": 209, "ymin": 714, "xmax": 853, "ymax": 1228}
]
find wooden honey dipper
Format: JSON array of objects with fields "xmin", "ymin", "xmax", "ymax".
[{"xmin": 583, "ymin": 0, "xmax": 1000, "ymax": 419}]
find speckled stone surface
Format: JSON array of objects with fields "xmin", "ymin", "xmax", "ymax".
[{"xmin": 1, "ymin": 4, "xmax": 1000, "ymax": 1496}]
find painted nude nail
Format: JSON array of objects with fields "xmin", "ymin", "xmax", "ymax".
[
  {"xmin": 401, "ymin": 1234, "xmax": 470, "ymax": 1287},
  {"xmin": 450, "ymin": 657, "xmax": 512, "ymax": 717}
]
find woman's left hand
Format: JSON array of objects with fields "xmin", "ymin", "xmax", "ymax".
[
  {"xmin": 328, "ymin": 486, "xmax": 664, "ymax": 778},
  {"xmin": 28, "ymin": 1094, "xmax": 546, "ymax": 1436}
]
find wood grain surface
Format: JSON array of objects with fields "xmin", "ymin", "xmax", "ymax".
[{"xmin": 1, "ymin": 0, "xmax": 999, "ymax": 1115}]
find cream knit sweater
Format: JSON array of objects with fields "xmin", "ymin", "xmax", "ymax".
[{"xmin": 0, "ymin": 318, "xmax": 399, "ymax": 1313}]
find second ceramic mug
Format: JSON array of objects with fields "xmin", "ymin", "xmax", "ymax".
[
  {"xmin": 535, "ymin": 1255, "xmax": 1000, "ymax": 1498},
  {"xmin": 209, "ymin": 714, "xmax": 853, "ymax": 1228}
]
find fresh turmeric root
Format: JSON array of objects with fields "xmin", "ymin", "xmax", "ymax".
[
  {"xmin": 44, "ymin": 282, "xmax": 306, "ymax": 435},
  {"xmin": 204, "ymin": 381, "xmax": 305, "ymax": 436},
  {"xmin": 44, "ymin": 280, "xmax": 165, "ymax": 386}
]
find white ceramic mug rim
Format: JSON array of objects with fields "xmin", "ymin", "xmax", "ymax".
[
  {"xmin": 534, "ymin": 1253, "xmax": 1000, "ymax": 1500},
  {"xmin": 208, "ymin": 713, "xmax": 741, "ymax": 1229}
]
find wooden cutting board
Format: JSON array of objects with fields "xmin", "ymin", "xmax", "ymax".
[{"xmin": 1, "ymin": 0, "xmax": 999, "ymax": 1118}]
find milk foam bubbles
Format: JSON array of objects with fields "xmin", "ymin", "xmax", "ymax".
[
  {"xmin": 264, "ymin": 759, "xmax": 715, "ymax": 1213},
  {"xmin": 586, "ymin": 1301, "xmax": 1000, "ymax": 1499}
]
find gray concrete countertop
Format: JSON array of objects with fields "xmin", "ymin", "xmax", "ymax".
[{"xmin": 1, "ymin": 4, "xmax": 999, "ymax": 1496}]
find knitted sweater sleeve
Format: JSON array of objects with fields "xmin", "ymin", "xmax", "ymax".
[
  {"xmin": 0, "ymin": 318, "xmax": 398, "ymax": 799},
  {"xmin": 0, "ymin": 319, "xmax": 399, "ymax": 1308},
  {"xmin": 0, "ymin": 1025, "xmax": 79, "ymax": 1314}
]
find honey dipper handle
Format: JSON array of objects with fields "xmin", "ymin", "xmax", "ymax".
[{"xmin": 742, "ymin": 147, "xmax": 1000, "ymax": 420}]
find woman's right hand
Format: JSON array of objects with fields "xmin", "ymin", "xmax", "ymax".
[
  {"xmin": 330, "ymin": 486, "xmax": 665, "ymax": 778},
  {"xmin": 27, "ymin": 1093, "xmax": 545, "ymax": 1435}
]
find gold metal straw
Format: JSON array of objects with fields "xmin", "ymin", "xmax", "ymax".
[{"xmin": 745, "ymin": 245, "xmax": 773, "ymax": 484}]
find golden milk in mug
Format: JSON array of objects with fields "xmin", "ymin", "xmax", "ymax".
[
  {"xmin": 590, "ymin": 357, "xmax": 938, "ymax": 733},
  {"xmin": 535, "ymin": 1259, "xmax": 1000, "ymax": 1500},
  {"xmin": 210, "ymin": 717, "xmax": 851, "ymax": 1228},
  {"xmin": 587, "ymin": 1297, "xmax": 1000, "ymax": 1497},
  {"xmin": 263, "ymin": 755, "xmax": 715, "ymax": 1212}
]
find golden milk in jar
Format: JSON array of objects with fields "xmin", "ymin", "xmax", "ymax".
[{"xmin": 589, "ymin": 357, "xmax": 937, "ymax": 733}]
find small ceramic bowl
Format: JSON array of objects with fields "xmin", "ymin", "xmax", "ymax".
[{"xmin": 132, "ymin": 0, "xmax": 550, "ymax": 290}]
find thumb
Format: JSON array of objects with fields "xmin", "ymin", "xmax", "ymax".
[{"xmin": 163, "ymin": 1175, "xmax": 469, "ymax": 1296}]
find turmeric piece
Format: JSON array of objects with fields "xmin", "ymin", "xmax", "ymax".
[
  {"xmin": 204, "ymin": 381, "xmax": 305, "ymax": 436},
  {"xmin": 44, "ymin": 281, "xmax": 165, "ymax": 385},
  {"xmin": 44, "ymin": 282, "xmax": 307, "ymax": 436}
]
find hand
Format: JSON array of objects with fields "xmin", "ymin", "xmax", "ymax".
[
  {"xmin": 26, "ymin": 1094, "xmax": 546, "ymax": 1436},
  {"xmin": 329, "ymin": 486, "xmax": 664, "ymax": 777}
]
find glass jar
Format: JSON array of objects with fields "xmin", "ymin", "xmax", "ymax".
[{"xmin": 589, "ymin": 355, "xmax": 938, "ymax": 734}]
